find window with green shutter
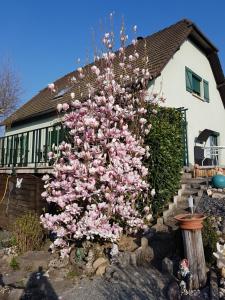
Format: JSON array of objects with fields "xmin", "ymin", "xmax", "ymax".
[
  {"xmin": 203, "ymin": 80, "xmax": 209, "ymax": 102},
  {"xmin": 185, "ymin": 67, "xmax": 209, "ymax": 101}
]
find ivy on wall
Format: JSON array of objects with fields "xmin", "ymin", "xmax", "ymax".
[{"xmin": 145, "ymin": 106, "xmax": 184, "ymax": 216}]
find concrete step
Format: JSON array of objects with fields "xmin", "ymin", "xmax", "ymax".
[
  {"xmin": 181, "ymin": 178, "xmax": 209, "ymax": 185},
  {"xmin": 181, "ymin": 188, "xmax": 199, "ymax": 196},
  {"xmin": 181, "ymin": 173, "xmax": 192, "ymax": 180},
  {"xmin": 181, "ymin": 183, "xmax": 191, "ymax": 190}
]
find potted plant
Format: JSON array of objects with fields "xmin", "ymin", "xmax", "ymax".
[{"xmin": 174, "ymin": 213, "xmax": 206, "ymax": 230}]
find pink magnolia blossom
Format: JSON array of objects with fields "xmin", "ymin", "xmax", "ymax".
[
  {"xmin": 57, "ymin": 103, "xmax": 63, "ymax": 113},
  {"xmin": 41, "ymin": 25, "xmax": 161, "ymax": 256},
  {"xmin": 62, "ymin": 103, "xmax": 69, "ymax": 111},
  {"xmin": 48, "ymin": 83, "xmax": 55, "ymax": 92}
]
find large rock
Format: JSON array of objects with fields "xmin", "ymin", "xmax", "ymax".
[
  {"xmin": 93, "ymin": 257, "xmax": 108, "ymax": 271},
  {"xmin": 167, "ymin": 281, "xmax": 181, "ymax": 300},
  {"xmin": 117, "ymin": 235, "xmax": 139, "ymax": 252},
  {"xmin": 135, "ymin": 245, "xmax": 154, "ymax": 266},
  {"xmin": 212, "ymin": 192, "xmax": 225, "ymax": 199},
  {"xmin": 162, "ymin": 257, "xmax": 174, "ymax": 275},
  {"xmin": 0, "ymin": 230, "xmax": 12, "ymax": 249},
  {"xmin": 95, "ymin": 262, "xmax": 109, "ymax": 276}
]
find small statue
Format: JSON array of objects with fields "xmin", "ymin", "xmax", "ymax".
[
  {"xmin": 213, "ymin": 242, "xmax": 225, "ymax": 269},
  {"xmin": 178, "ymin": 259, "xmax": 192, "ymax": 294}
]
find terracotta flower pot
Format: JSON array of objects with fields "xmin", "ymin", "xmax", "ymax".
[{"xmin": 174, "ymin": 213, "xmax": 206, "ymax": 230}]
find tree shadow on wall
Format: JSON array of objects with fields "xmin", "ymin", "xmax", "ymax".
[{"xmin": 20, "ymin": 266, "xmax": 58, "ymax": 300}]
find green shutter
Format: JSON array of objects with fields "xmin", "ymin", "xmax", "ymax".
[
  {"xmin": 185, "ymin": 67, "xmax": 193, "ymax": 92},
  {"xmin": 203, "ymin": 80, "xmax": 209, "ymax": 102}
]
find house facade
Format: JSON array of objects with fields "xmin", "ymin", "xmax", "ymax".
[
  {"xmin": 149, "ymin": 38, "xmax": 225, "ymax": 166},
  {"xmin": 1, "ymin": 19, "xmax": 225, "ymax": 174}
]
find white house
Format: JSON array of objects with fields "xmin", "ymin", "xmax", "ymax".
[{"xmin": 0, "ymin": 19, "xmax": 225, "ymax": 173}]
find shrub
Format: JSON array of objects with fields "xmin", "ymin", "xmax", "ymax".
[
  {"xmin": 145, "ymin": 106, "xmax": 184, "ymax": 215},
  {"xmin": 202, "ymin": 217, "xmax": 218, "ymax": 265},
  {"xmin": 12, "ymin": 212, "xmax": 44, "ymax": 253},
  {"xmin": 9, "ymin": 256, "xmax": 20, "ymax": 270}
]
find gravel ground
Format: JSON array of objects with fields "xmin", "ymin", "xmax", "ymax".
[
  {"xmin": 59, "ymin": 265, "xmax": 170, "ymax": 300},
  {"xmin": 1, "ymin": 264, "xmax": 170, "ymax": 300},
  {"xmin": 195, "ymin": 195, "xmax": 225, "ymax": 216}
]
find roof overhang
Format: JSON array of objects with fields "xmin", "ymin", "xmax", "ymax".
[{"xmin": 195, "ymin": 129, "xmax": 219, "ymax": 144}]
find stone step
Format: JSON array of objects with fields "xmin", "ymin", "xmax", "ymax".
[
  {"xmin": 181, "ymin": 178, "xmax": 209, "ymax": 185},
  {"xmin": 181, "ymin": 188, "xmax": 199, "ymax": 196},
  {"xmin": 181, "ymin": 183, "xmax": 191, "ymax": 190},
  {"xmin": 181, "ymin": 172, "xmax": 192, "ymax": 180}
]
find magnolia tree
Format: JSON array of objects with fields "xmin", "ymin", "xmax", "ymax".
[{"xmin": 41, "ymin": 23, "xmax": 161, "ymax": 257}]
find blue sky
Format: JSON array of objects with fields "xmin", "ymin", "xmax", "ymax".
[{"xmin": 0, "ymin": 0, "xmax": 225, "ymax": 107}]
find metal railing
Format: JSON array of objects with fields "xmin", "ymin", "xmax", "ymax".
[{"xmin": 0, "ymin": 123, "xmax": 68, "ymax": 168}]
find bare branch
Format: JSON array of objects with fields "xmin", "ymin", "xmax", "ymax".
[{"xmin": 0, "ymin": 60, "xmax": 22, "ymax": 119}]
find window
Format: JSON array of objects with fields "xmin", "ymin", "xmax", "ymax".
[
  {"xmin": 53, "ymin": 86, "xmax": 71, "ymax": 99},
  {"xmin": 185, "ymin": 67, "xmax": 209, "ymax": 102}
]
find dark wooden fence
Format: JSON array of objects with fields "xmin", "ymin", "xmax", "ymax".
[{"xmin": 0, "ymin": 174, "xmax": 46, "ymax": 229}]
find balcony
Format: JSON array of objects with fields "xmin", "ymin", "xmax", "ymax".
[{"xmin": 0, "ymin": 124, "xmax": 68, "ymax": 174}]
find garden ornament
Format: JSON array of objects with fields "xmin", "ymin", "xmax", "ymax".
[
  {"xmin": 213, "ymin": 242, "xmax": 225, "ymax": 269},
  {"xmin": 179, "ymin": 259, "xmax": 190, "ymax": 278},
  {"xmin": 110, "ymin": 243, "xmax": 119, "ymax": 258},
  {"xmin": 16, "ymin": 178, "xmax": 23, "ymax": 189},
  {"xmin": 178, "ymin": 259, "xmax": 192, "ymax": 293},
  {"xmin": 207, "ymin": 189, "xmax": 213, "ymax": 197}
]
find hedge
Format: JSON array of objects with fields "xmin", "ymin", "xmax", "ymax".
[{"xmin": 145, "ymin": 106, "xmax": 184, "ymax": 216}]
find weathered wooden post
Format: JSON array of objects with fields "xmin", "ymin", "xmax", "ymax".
[{"xmin": 175, "ymin": 213, "xmax": 207, "ymax": 289}]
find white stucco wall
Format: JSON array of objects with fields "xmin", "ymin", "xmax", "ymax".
[{"xmin": 148, "ymin": 39, "xmax": 225, "ymax": 166}]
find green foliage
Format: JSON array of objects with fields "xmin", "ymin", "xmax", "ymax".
[
  {"xmin": 66, "ymin": 269, "xmax": 79, "ymax": 279},
  {"xmin": 12, "ymin": 212, "xmax": 44, "ymax": 254},
  {"xmin": 9, "ymin": 256, "xmax": 20, "ymax": 270},
  {"xmin": 145, "ymin": 106, "xmax": 184, "ymax": 215},
  {"xmin": 202, "ymin": 217, "xmax": 218, "ymax": 265}
]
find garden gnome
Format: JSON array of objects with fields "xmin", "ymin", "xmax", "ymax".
[{"xmin": 178, "ymin": 259, "xmax": 192, "ymax": 292}]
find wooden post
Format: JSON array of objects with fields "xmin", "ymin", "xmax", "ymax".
[{"xmin": 182, "ymin": 228, "xmax": 207, "ymax": 289}]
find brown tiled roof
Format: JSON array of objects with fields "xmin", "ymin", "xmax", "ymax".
[{"xmin": 3, "ymin": 19, "xmax": 225, "ymax": 126}]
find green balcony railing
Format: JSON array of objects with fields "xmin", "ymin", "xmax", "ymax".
[{"xmin": 0, "ymin": 123, "xmax": 68, "ymax": 168}]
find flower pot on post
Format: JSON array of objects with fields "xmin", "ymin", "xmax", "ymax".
[{"xmin": 174, "ymin": 213, "xmax": 207, "ymax": 290}]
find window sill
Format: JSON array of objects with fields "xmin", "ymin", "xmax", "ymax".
[{"xmin": 192, "ymin": 93, "xmax": 206, "ymax": 102}]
